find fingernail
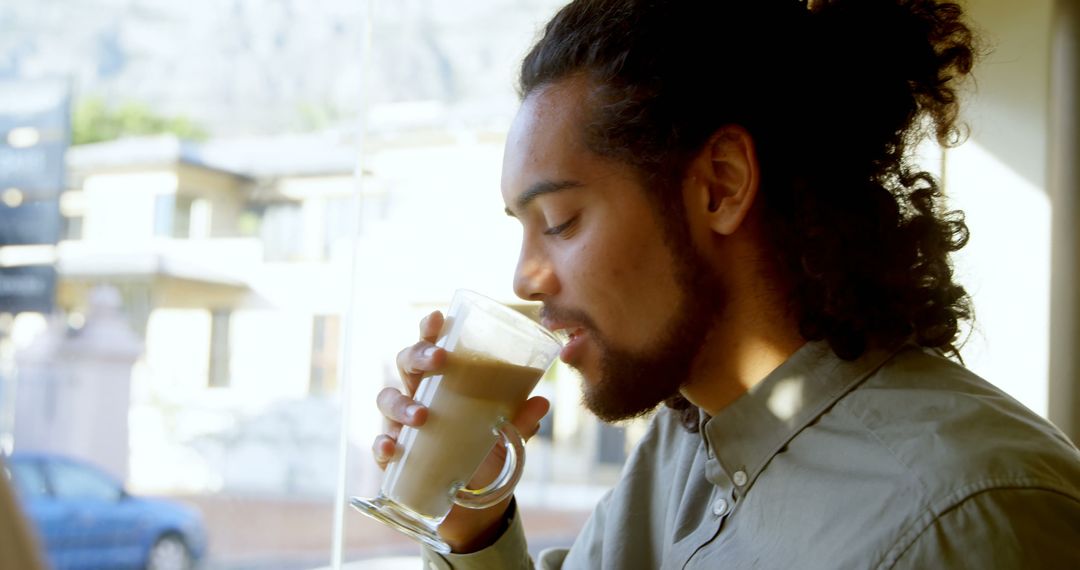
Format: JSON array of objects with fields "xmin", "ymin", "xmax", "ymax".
[
  {"xmin": 407, "ymin": 404, "xmax": 422, "ymax": 419},
  {"xmin": 422, "ymin": 346, "xmax": 438, "ymax": 359}
]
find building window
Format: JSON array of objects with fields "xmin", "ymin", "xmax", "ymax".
[
  {"xmin": 154, "ymin": 194, "xmax": 195, "ymax": 238},
  {"xmin": 208, "ymin": 309, "xmax": 231, "ymax": 388},
  {"xmin": 153, "ymin": 194, "xmax": 173, "ymax": 237},
  {"xmin": 173, "ymin": 195, "xmax": 194, "ymax": 238},
  {"xmin": 61, "ymin": 215, "xmax": 83, "ymax": 241},
  {"xmin": 310, "ymin": 315, "xmax": 340, "ymax": 396},
  {"xmin": 260, "ymin": 202, "xmax": 304, "ymax": 261},
  {"xmin": 59, "ymin": 190, "xmax": 84, "ymax": 241},
  {"xmin": 190, "ymin": 198, "xmax": 212, "ymax": 239}
]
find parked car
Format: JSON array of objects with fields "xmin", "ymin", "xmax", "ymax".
[{"xmin": 2, "ymin": 451, "xmax": 207, "ymax": 570}]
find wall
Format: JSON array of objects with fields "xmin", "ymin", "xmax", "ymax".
[{"xmin": 945, "ymin": 0, "xmax": 1055, "ymax": 416}]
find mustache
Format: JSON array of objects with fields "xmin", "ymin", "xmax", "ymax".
[{"xmin": 539, "ymin": 303, "xmax": 600, "ymax": 333}]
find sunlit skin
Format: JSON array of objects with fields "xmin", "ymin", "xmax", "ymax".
[
  {"xmin": 501, "ymin": 78, "xmax": 689, "ymax": 389},
  {"xmin": 502, "ymin": 76, "xmax": 805, "ymax": 417},
  {"xmin": 374, "ymin": 75, "xmax": 806, "ymax": 553}
]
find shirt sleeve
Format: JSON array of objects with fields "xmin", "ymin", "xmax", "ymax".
[
  {"xmin": 886, "ymin": 487, "xmax": 1080, "ymax": 569},
  {"xmin": 421, "ymin": 500, "xmax": 536, "ymax": 570}
]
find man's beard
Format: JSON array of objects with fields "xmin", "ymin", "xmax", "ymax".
[{"xmin": 545, "ymin": 230, "xmax": 726, "ymax": 423}]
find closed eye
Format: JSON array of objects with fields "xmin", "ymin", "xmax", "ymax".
[{"xmin": 543, "ymin": 215, "xmax": 578, "ymax": 237}]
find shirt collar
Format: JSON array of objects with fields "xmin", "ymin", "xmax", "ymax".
[{"xmin": 699, "ymin": 341, "xmax": 902, "ymax": 498}]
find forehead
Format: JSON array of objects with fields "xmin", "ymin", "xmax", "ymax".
[
  {"xmin": 509, "ymin": 78, "xmax": 589, "ymax": 149},
  {"xmin": 501, "ymin": 77, "xmax": 593, "ymax": 203}
]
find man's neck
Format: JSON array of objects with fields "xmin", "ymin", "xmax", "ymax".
[{"xmin": 679, "ymin": 287, "xmax": 806, "ymax": 417}]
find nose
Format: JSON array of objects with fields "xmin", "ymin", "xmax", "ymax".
[{"xmin": 513, "ymin": 239, "xmax": 559, "ymax": 301}]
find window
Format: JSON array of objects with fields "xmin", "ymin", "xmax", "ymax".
[
  {"xmin": 61, "ymin": 214, "xmax": 83, "ymax": 240},
  {"xmin": 5, "ymin": 3, "xmax": 607, "ymax": 567},
  {"xmin": 190, "ymin": 198, "xmax": 212, "ymax": 239},
  {"xmin": 7, "ymin": 461, "xmax": 49, "ymax": 499},
  {"xmin": 260, "ymin": 202, "xmax": 304, "ymax": 261},
  {"xmin": 310, "ymin": 314, "xmax": 340, "ymax": 396},
  {"xmin": 322, "ymin": 196, "xmax": 354, "ymax": 259},
  {"xmin": 173, "ymin": 195, "xmax": 194, "ymax": 238},
  {"xmin": 208, "ymin": 309, "xmax": 231, "ymax": 388},
  {"xmin": 153, "ymin": 194, "xmax": 195, "ymax": 238},
  {"xmin": 153, "ymin": 194, "xmax": 173, "ymax": 237},
  {"xmin": 47, "ymin": 461, "xmax": 122, "ymax": 501},
  {"xmin": 59, "ymin": 190, "xmax": 84, "ymax": 241}
]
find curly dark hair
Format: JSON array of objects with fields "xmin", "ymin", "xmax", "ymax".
[{"xmin": 520, "ymin": 0, "xmax": 978, "ymax": 430}]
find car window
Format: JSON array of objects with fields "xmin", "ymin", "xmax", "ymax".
[
  {"xmin": 6, "ymin": 461, "xmax": 49, "ymax": 499},
  {"xmin": 48, "ymin": 461, "xmax": 122, "ymax": 501}
]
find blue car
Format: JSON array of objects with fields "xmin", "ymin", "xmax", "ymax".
[{"xmin": 3, "ymin": 452, "xmax": 207, "ymax": 570}]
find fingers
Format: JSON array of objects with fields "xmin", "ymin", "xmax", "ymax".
[
  {"xmin": 375, "ymin": 312, "xmax": 447, "ymax": 472},
  {"xmin": 372, "ymin": 434, "xmax": 396, "ymax": 471},
  {"xmin": 395, "ymin": 312, "xmax": 447, "ymax": 394},
  {"xmin": 372, "ymin": 395, "xmax": 552, "ymax": 473},
  {"xmin": 419, "ymin": 311, "xmax": 444, "ymax": 343},
  {"xmin": 377, "ymin": 386, "xmax": 428, "ymax": 429},
  {"xmin": 371, "ymin": 385, "xmax": 427, "ymax": 472},
  {"xmin": 372, "ymin": 384, "xmax": 431, "ymax": 471},
  {"xmin": 395, "ymin": 342, "xmax": 446, "ymax": 394}
]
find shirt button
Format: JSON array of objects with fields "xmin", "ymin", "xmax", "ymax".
[
  {"xmin": 712, "ymin": 498, "xmax": 729, "ymax": 517},
  {"xmin": 733, "ymin": 470, "xmax": 748, "ymax": 486}
]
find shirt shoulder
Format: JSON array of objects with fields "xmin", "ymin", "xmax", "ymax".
[
  {"xmin": 883, "ymin": 486, "xmax": 1080, "ymax": 569},
  {"xmin": 831, "ymin": 347, "xmax": 1080, "ymax": 565},
  {"xmin": 837, "ymin": 347, "xmax": 1080, "ymax": 493}
]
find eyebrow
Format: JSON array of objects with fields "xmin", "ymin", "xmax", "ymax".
[{"xmin": 504, "ymin": 179, "xmax": 584, "ymax": 217}]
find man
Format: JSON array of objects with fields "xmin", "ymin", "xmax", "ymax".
[{"xmin": 376, "ymin": 0, "xmax": 1080, "ymax": 567}]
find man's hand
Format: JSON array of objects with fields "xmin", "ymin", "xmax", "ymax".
[{"xmin": 373, "ymin": 310, "xmax": 550, "ymax": 553}]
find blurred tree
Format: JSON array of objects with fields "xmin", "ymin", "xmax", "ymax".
[
  {"xmin": 72, "ymin": 98, "xmax": 208, "ymax": 145},
  {"xmin": 297, "ymin": 101, "xmax": 349, "ymax": 131}
]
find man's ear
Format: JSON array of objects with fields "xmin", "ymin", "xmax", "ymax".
[{"xmin": 687, "ymin": 125, "xmax": 760, "ymax": 236}]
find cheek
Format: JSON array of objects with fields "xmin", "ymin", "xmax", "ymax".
[
  {"xmin": 561, "ymin": 240, "xmax": 603, "ymax": 288},
  {"xmin": 570, "ymin": 225, "xmax": 678, "ymax": 314},
  {"xmin": 610, "ymin": 223, "xmax": 671, "ymax": 280}
]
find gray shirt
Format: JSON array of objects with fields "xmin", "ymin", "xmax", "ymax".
[{"xmin": 424, "ymin": 342, "xmax": 1080, "ymax": 569}]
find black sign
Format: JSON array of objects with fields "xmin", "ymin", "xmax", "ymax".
[
  {"xmin": 0, "ymin": 144, "xmax": 65, "ymax": 200},
  {"xmin": 0, "ymin": 80, "xmax": 68, "ymax": 314},
  {"xmin": 0, "ymin": 79, "xmax": 69, "ymax": 207},
  {"xmin": 0, "ymin": 200, "xmax": 61, "ymax": 246},
  {"xmin": 0, "ymin": 265, "xmax": 56, "ymax": 314}
]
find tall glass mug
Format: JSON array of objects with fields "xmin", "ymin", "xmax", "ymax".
[{"xmin": 351, "ymin": 289, "xmax": 562, "ymax": 553}]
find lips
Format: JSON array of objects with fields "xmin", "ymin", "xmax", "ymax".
[
  {"xmin": 559, "ymin": 328, "xmax": 587, "ymax": 364},
  {"xmin": 542, "ymin": 318, "xmax": 588, "ymax": 364}
]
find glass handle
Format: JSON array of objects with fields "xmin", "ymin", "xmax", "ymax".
[{"xmin": 452, "ymin": 418, "xmax": 525, "ymax": 510}]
